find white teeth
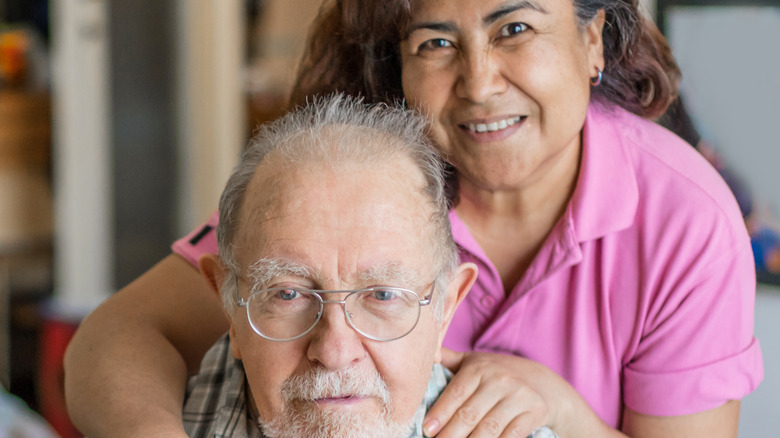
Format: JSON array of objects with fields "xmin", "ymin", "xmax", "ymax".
[{"xmin": 467, "ymin": 116, "xmax": 521, "ymax": 133}]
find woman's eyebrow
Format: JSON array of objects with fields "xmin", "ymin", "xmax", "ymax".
[
  {"xmin": 403, "ymin": 21, "xmax": 457, "ymax": 40},
  {"xmin": 404, "ymin": 0, "xmax": 549, "ymax": 39},
  {"xmin": 484, "ymin": 0, "xmax": 549, "ymax": 25}
]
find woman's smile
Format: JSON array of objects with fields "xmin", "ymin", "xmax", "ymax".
[{"xmin": 459, "ymin": 115, "xmax": 527, "ymax": 142}]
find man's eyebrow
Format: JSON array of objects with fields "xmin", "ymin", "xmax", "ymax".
[
  {"xmin": 404, "ymin": 0, "xmax": 549, "ymax": 38},
  {"xmin": 246, "ymin": 258, "xmax": 423, "ymax": 291},
  {"xmin": 247, "ymin": 257, "xmax": 316, "ymax": 292},
  {"xmin": 357, "ymin": 263, "xmax": 423, "ymax": 289}
]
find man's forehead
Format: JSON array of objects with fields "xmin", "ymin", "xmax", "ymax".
[
  {"xmin": 246, "ymin": 257, "xmax": 425, "ymax": 289},
  {"xmin": 237, "ymin": 150, "xmax": 433, "ymax": 235},
  {"xmin": 245, "ymin": 130, "xmax": 429, "ymax": 208}
]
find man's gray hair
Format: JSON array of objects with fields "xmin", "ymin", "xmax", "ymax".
[{"xmin": 216, "ymin": 94, "xmax": 458, "ymax": 316}]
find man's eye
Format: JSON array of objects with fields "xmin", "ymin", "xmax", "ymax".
[
  {"xmin": 372, "ymin": 289, "xmax": 398, "ymax": 301},
  {"xmin": 419, "ymin": 38, "xmax": 453, "ymax": 51},
  {"xmin": 278, "ymin": 289, "xmax": 299, "ymax": 300},
  {"xmin": 499, "ymin": 22, "xmax": 528, "ymax": 37}
]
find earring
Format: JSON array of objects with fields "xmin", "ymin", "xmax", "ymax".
[{"xmin": 590, "ymin": 67, "xmax": 603, "ymax": 86}]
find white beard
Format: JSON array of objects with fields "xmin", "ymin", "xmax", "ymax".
[
  {"xmin": 258, "ymin": 365, "xmax": 412, "ymax": 438},
  {"xmin": 260, "ymin": 407, "xmax": 411, "ymax": 438}
]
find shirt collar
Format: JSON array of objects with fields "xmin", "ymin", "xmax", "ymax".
[{"xmin": 567, "ymin": 103, "xmax": 639, "ymax": 242}]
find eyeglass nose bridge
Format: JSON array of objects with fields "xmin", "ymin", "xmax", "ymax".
[{"xmin": 313, "ymin": 291, "xmax": 360, "ymax": 328}]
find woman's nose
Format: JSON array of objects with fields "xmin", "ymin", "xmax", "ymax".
[
  {"xmin": 455, "ymin": 49, "xmax": 507, "ymax": 104},
  {"xmin": 306, "ymin": 303, "xmax": 365, "ymax": 371}
]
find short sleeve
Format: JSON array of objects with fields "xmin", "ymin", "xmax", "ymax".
[
  {"xmin": 171, "ymin": 210, "xmax": 220, "ymax": 267},
  {"xmin": 623, "ymin": 243, "xmax": 764, "ymax": 416}
]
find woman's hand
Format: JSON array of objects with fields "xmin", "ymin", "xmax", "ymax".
[
  {"xmin": 423, "ymin": 349, "xmax": 554, "ymax": 437},
  {"xmin": 423, "ymin": 349, "xmax": 607, "ymax": 438}
]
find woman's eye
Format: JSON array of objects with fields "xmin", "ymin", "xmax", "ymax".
[
  {"xmin": 418, "ymin": 38, "xmax": 453, "ymax": 52},
  {"xmin": 499, "ymin": 22, "xmax": 528, "ymax": 38}
]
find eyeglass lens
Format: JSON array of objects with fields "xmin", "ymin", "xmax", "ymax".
[{"xmin": 244, "ymin": 288, "xmax": 422, "ymax": 341}]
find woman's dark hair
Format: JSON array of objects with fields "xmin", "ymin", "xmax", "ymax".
[
  {"xmin": 572, "ymin": 0, "xmax": 680, "ymax": 118},
  {"xmin": 290, "ymin": 0, "xmax": 680, "ymax": 119},
  {"xmin": 290, "ymin": 0, "xmax": 407, "ymax": 106}
]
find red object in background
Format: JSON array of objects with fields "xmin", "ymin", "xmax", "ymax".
[
  {"xmin": 0, "ymin": 30, "xmax": 29, "ymax": 87},
  {"xmin": 39, "ymin": 316, "xmax": 82, "ymax": 438}
]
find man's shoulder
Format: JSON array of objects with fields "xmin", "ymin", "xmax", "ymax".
[{"xmin": 183, "ymin": 334, "xmax": 259, "ymax": 438}]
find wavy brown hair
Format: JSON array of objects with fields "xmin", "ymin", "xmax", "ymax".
[{"xmin": 291, "ymin": 0, "xmax": 680, "ymax": 119}]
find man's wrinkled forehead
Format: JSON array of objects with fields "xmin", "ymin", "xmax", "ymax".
[
  {"xmin": 246, "ymin": 257, "xmax": 425, "ymax": 291},
  {"xmin": 242, "ymin": 153, "xmax": 400, "ymax": 221},
  {"xmin": 237, "ymin": 151, "xmax": 432, "ymax": 243}
]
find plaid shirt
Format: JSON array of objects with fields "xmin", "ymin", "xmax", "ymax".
[{"xmin": 183, "ymin": 335, "xmax": 558, "ymax": 438}]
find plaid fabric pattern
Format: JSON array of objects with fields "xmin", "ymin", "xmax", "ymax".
[
  {"xmin": 183, "ymin": 335, "xmax": 558, "ymax": 438},
  {"xmin": 183, "ymin": 334, "xmax": 258, "ymax": 437}
]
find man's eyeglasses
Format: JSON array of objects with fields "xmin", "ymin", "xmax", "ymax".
[{"xmin": 236, "ymin": 284, "xmax": 434, "ymax": 342}]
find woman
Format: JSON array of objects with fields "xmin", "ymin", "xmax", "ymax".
[{"xmin": 64, "ymin": 0, "xmax": 762, "ymax": 436}]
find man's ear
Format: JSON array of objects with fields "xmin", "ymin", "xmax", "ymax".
[
  {"xmin": 198, "ymin": 253, "xmax": 225, "ymax": 298},
  {"xmin": 434, "ymin": 262, "xmax": 478, "ymax": 363},
  {"xmin": 198, "ymin": 254, "xmax": 242, "ymax": 360}
]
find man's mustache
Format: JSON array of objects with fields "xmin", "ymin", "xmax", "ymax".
[{"xmin": 281, "ymin": 364, "xmax": 392, "ymax": 406}]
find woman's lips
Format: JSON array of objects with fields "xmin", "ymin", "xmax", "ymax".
[
  {"xmin": 459, "ymin": 115, "xmax": 527, "ymax": 142},
  {"xmin": 465, "ymin": 116, "xmax": 523, "ymax": 133}
]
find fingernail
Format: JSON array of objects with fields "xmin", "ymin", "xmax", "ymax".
[{"xmin": 423, "ymin": 419, "xmax": 439, "ymax": 436}]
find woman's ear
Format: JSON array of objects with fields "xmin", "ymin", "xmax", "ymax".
[
  {"xmin": 434, "ymin": 262, "xmax": 478, "ymax": 362},
  {"xmin": 586, "ymin": 9, "xmax": 606, "ymax": 73}
]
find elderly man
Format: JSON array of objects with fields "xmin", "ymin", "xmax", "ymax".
[{"xmin": 182, "ymin": 95, "xmax": 556, "ymax": 438}]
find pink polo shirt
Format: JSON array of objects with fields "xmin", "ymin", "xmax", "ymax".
[
  {"xmin": 172, "ymin": 104, "xmax": 763, "ymax": 427},
  {"xmin": 443, "ymin": 104, "xmax": 762, "ymax": 425}
]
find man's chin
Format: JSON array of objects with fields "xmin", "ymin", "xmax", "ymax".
[
  {"xmin": 311, "ymin": 395, "xmax": 381, "ymax": 411},
  {"xmin": 259, "ymin": 404, "xmax": 412, "ymax": 438}
]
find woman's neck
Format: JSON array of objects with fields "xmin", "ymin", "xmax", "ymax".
[{"xmin": 454, "ymin": 138, "xmax": 582, "ymax": 293}]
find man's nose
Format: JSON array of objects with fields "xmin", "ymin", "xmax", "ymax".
[
  {"xmin": 455, "ymin": 48, "xmax": 507, "ymax": 104},
  {"xmin": 306, "ymin": 302, "xmax": 365, "ymax": 370}
]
